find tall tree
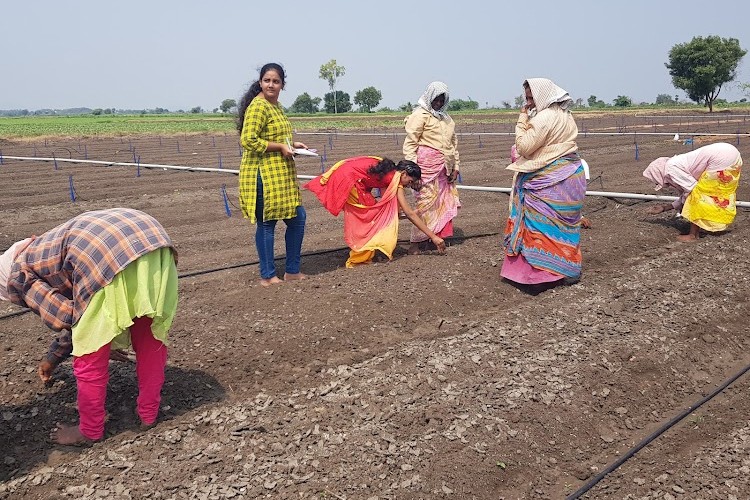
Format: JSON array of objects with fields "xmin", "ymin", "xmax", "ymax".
[
  {"xmin": 666, "ymin": 36, "xmax": 746, "ymax": 112},
  {"xmin": 319, "ymin": 59, "xmax": 346, "ymax": 114},
  {"xmin": 353, "ymin": 87, "xmax": 382, "ymax": 112}
]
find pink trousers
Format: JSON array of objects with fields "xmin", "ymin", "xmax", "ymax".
[{"xmin": 73, "ymin": 317, "xmax": 167, "ymax": 440}]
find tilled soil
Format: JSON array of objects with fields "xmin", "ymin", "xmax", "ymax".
[{"xmin": 1, "ymin": 112, "xmax": 749, "ymax": 499}]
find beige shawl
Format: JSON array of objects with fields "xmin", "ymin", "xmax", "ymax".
[{"xmin": 507, "ymin": 78, "xmax": 578, "ymax": 173}]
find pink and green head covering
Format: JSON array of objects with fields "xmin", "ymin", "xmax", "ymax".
[{"xmin": 643, "ymin": 157, "xmax": 669, "ymax": 191}]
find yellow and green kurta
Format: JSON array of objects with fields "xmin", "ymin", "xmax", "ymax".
[{"xmin": 239, "ymin": 96, "xmax": 300, "ymax": 223}]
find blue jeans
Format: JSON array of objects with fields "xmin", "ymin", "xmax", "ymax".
[{"xmin": 255, "ymin": 174, "xmax": 306, "ymax": 279}]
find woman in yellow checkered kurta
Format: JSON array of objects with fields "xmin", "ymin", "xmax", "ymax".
[{"xmin": 237, "ymin": 63, "xmax": 309, "ymax": 287}]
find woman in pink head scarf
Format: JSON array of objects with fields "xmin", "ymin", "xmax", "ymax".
[{"xmin": 644, "ymin": 142, "xmax": 742, "ymax": 242}]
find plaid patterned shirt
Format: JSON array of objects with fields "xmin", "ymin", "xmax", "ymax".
[
  {"xmin": 239, "ymin": 96, "xmax": 301, "ymax": 223},
  {"xmin": 8, "ymin": 208, "xmax": 173, "ymax": 333}
]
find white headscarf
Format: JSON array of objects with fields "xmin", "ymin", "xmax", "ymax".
[
  {"xmin": 417, "ymin": 81, "xmax": 450, "ymax": 120},
  {"xmin": 525, "ymin": 78, "xmax": 573, "ymax": 117},
  {"xmin": 0, "ymin": 238, "xmax": 32, "ymax": 301}
]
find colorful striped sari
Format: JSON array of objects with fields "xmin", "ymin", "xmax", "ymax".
[
  {"xmin": 502, "ymin": 155, "xmax": 586, "ymax": 283},
  {"xmin": 411, "ymin": 146, "xmax": 461, "ymax": 242},
  {"xmin": 304, "ymin": 157, "xmax": 402, "ymax": 268},
  {"xmin": 682, "ymin": 154, "xmax": 742, "ymax": 232}
]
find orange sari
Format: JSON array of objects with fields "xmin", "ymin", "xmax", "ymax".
[{"xmin": 304, "ymin": 157, "xmax": 402, "ymax": 267}]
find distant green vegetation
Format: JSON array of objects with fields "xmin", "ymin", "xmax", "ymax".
[
  {"xmin": 1, "ymin": 105, "xmax": 749, "ymax": 139},
  {"xmin": 0, "ymin": 114, "xmax": 235, "ymax": 138}
]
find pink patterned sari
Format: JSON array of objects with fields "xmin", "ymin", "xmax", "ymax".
[{"xmin": 410, "ymin": 146, "xmax": 461, "ymax": 242}]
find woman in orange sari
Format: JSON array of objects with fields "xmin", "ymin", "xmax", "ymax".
[{"xmin": 304, "ymin": 157, "xmax": 446, "ymax": 267}]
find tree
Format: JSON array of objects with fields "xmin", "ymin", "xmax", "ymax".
[
  {"xmin": 587, "ymin": 95, "xmax": 606, "ymax": 107},
  {"xmin": 190, "ymin": 106, "xmax": 203, "ymax": 114},
  {"xmin": 289, "ymin": 93, "xmax": 321, "ymax": 114},
  {"xmin": 399, "ymin": 102, "xmax": 414, "ymax": 112},
  {"xmin": 220, "ymin": 99, "xmax": 236, "ymax": 113},
  {"xmin": 613, "ymin": 95, "xmax": 632, "ymax": 107},
  {"xmin": 92, "ymin": 109, "xmax": 103, "ymax": 115},
  {"xmin": 666, "ymin": 36, "xmax": 746, "ymax": 112},
  {"xmin": 514, "ymin": 94, "xmax": 525, "ymax": 108},
  {"xmin": 501, "ymin": 101, "xmax": 511, "ymax": 109},
  {"xmin": 447, "ymin": 98, "xmax": 479, "ymax": 111},
  {"xmin": 319, "ymin": 59, "xmax": 346, "ymax": 114},
  {"xmin": 353, "ymin": 86, "xmax": 382, "ymax": 112},
  {"xmin": 655, "ymin": 94, "xmax": 676, "ymax": 105},
  {"xmin": 323, "ymin": 91, "xmax": 351, "ymax": 113}
]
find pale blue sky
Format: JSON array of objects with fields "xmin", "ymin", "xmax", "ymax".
[{"xmin": 2, "ymin": 0, "xmax": 749, "ymax": 111}]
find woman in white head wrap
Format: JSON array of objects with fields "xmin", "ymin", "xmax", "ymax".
[
  {"xmin": 643, "ymin": 142, "xmax": 742, "ymax": 241},
  {"xmin": 501, "ymin": 78, "xmax": 586, "ymax": 290},
  {"xmin": 402, "ymin": 81, "xmax": 461, "ymax": 254}
]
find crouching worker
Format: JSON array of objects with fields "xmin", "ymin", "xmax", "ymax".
[
  {"xmin": 0, "ymin": 208, "xmax": 178, "ymax": 445},
  {"xmin": 643, "ymin": 142, "xmax": 742, "ymax": 242},
  {"xmin": 304, "ymin": 156, "xmax": 446, "ymax": 267}
]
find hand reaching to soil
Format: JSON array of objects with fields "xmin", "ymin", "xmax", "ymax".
[
  {"xmin": 38, "ymin": 359, "xmax": 55, "ymax": 384},
  {"xmin": 432, "ymin": 236, "xmax": 446, "ymax": 254}
]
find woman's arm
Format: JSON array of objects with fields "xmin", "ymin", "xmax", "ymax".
[
  {"xmin": 12, "ymin": 266, "xmax": 74, "ymax": 331},
  {"xmin": 447, "ymin": 129, "xmax": 460, "ymax": 183},
  {"xmin": 515, "ymin": 110, "xmax": 550, "ymax": 159},
  {"xmin": 403, "ymin": 111, "xmax": 426, "ymax": 162},
  {"xmin": 396, "ymin": 188, "xmax": 446, "ymax": 253}
]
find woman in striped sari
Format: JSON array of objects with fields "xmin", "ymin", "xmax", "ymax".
[
  {"xmin": 501, "ymin": 78, "xmax": 586, "ymax": 288},
  {"xmin": 304, "ymin": 157, "xmax": 446, "ymax": 267}
]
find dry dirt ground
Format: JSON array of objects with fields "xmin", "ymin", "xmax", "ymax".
[{"xmin": 1, "ymin": 112, "xmax": 750, "ymax": 499}]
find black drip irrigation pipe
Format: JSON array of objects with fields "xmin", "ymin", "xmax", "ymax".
[
  {"xmin": 0, "ymin": 230, "xmax": 504, "ymax": 321},
  {"xmin": 566, "ymin": 361, "xmax": 750, "ymax": 499}
]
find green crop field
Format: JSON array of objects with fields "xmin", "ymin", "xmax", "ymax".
[{"xmin": 1, "ymin": 105, "xmax": 746, "ymax": 139}]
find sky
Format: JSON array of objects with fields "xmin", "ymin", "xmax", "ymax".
[{"xmin": 2, "ymin": 0, "xmax": 749, "ymax": 112}]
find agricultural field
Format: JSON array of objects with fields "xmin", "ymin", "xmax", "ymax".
[{"xmin": 1, "ymin": 111, "xmax": 750, "ymax": 499}]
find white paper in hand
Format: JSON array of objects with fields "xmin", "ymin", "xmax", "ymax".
[{"xmin": 293, "ymin": 148, "xmax": 319, "ymax": 157}]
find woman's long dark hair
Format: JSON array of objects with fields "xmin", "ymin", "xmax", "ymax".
[
  {"xmin": 236, "ymin": 63, "xmax": 286, "ymax": 133},
  {"xmin": 367, "ymin": 158, "xmax": 421, "ymax": 180}
]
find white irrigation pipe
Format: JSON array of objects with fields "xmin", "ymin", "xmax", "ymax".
[
  {"xmin": 3, "ymin": 155, "xmax": 750, "ymax": 208},
  {"xmin": 296, "ymin": 131, "xmax": 749, "ymax": 137},
  {"xmin": 2, "ymin": 156, "xmax": 236, "ymax": 174},
  {"xmin": 634, "ymin": 114, "xmax": 750, "ymax": 119}
]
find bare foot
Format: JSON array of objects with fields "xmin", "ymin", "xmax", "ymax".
[
  {"xmin": 50, "ymin": 423, "xmax": 95, "ymax": 446},
  {"xmin": 580, "ymin": 216, "xmax": 592, "ymax": 229},
  {"xmin": 259, "ymin": 276, "xmax": 283, "ymax": 287},
  {"xmin": 283, "ymin": 272, "xmax": 308, "ymax": 281},
  {"xmin": 676, "ymin": 234, "xmax": 699, "ymax": 243},
  {"xmin": 408, "ymin": 243, "xmax": 421, "ymax": 255}
]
